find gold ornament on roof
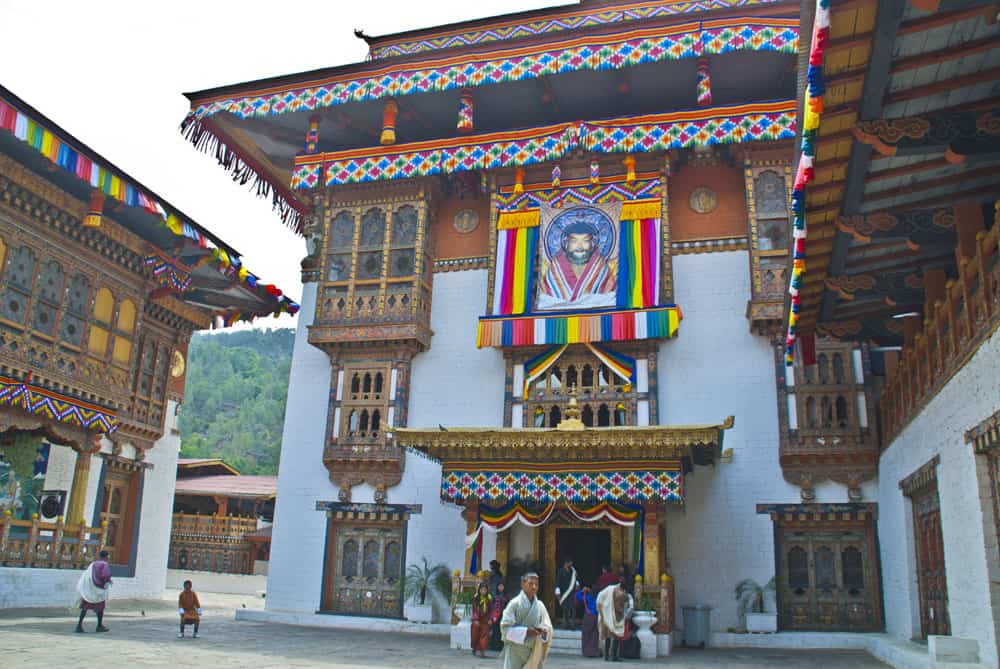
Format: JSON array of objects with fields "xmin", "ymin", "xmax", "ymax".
[{"xmin": 556, "ymin": 385, "xmax": 585, "ymax": 431}]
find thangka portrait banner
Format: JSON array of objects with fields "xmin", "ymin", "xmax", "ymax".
[{"xmin": 537, "ymin": 202, "xmax": 621, "ymax": 311}]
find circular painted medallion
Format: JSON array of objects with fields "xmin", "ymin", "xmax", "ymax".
[
  {"xmin": 453, "ymin": 208, "xmax": 480, "ymax": 234},
  {"xmin": 689, "ymin": 186, "xmax": 718, "ymax": 214}
]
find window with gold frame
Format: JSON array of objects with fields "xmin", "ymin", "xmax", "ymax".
[{"xmin": 338, "ymin": 364, "xmax": 392, "ymax": 444}]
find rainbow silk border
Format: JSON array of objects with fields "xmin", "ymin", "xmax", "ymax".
[
  {"xmin": 369, "ymin": 0, "xmax": 783, "ymax": 58},
  {"xmin": 190, "ymin": 19, "xmax": 798, "ymax": 123},
  {"xmin": 292, "ymin": 100, "xmax": 796, "ymax": 188},
  {"xmin": 477, "ymin": 305, "xmax": 682, "ymax": 348},
  {"xmin": 0, "ymin": 376, "xmax": 118, "ymax": 433},
  {"xmin": 442, "ymin": 461, "xmax": 683, "ymax": 503},
  {"xmin": 492, "ymin": 226, "xmax": 539, "ymax": 315},
  {"xmin": 784, "ymin": 0, "xmax": 828, "ymax": 365}
]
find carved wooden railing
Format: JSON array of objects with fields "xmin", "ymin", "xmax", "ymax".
[
  {"xmin": 0, "ymin": 511, "xmax": 107, "ymax": 569},
  {"xmin": 167, "ymin": 513, "xmax": 258, "ymax": 575},
  {"xmin": 882, "ymin": 222, "xmax": 1000, "ymax": 444}
]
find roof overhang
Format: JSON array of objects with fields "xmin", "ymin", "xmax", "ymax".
[{"xmin": 392, "ymin": 416, "xmax": 733, "ymax": 465}]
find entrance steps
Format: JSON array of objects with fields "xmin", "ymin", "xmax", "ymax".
[{"xmin": 549, "ymin": 628, "xmax": 583, "ymax": 655}]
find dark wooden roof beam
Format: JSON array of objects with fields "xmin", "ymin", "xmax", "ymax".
[
  {"xmin": 892, "ymin": 33, "xmax": 1000, "ymax": 74},
  {"xmin": 896, "ymin": 3, "xmax": 1000, "ymax": 36},
  {"xmin": 886, "ymin": 67, "xmax": 1000, "ymax": 105},
  {"xmin": 866, "ymin": 157, "xmax": 951, "ymax": 183},
  {"xmin": 864, "ymin": 166, "xmax": 1000, "ymax": 203},
  {"xmin": 884, "ymin": 183, "xmax": 1000, "ymax": 211}
]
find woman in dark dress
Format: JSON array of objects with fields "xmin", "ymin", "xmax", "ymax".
[
  {"xmin": 576, "ymin": 586, "xmax": 600, "ymax": 657},
  {"xmin": 488, "ymin": 581, "xmax": 509, "ymax": 651}
]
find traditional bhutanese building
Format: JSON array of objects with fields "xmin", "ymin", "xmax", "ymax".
[
  {"xmin": 179, "ymin": 0, "xmax": 999, "ymax": 664},
  {"xmin": 168, "ymin": 458, "xmax": 276, "ymax": 576},
  {"xmin": 0, "ymin": 84, "xmax": 297, "ymax": 607}
]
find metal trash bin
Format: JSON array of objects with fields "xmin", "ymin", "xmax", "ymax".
[{"xmin": 681, "ymin": 604, "xmax": 712, "ymax": 648}]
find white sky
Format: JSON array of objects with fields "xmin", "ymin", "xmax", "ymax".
[{"xmin": 0, "ymin": 0, "xmax": 551, "ymax": 330}]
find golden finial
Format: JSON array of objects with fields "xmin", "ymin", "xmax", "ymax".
[{"xmin": 557, "ymin": 385, "xmax": 585, "ymax": 431}]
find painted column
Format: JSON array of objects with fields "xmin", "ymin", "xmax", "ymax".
[
  {"xmin": 463, "ymin": 500, "xmax": 479, "ymax": 577},
  {"xmin": 66, "ymin": 447, "xmax": 93, "ymax": 526},
  {"xmin": 642, "ymin": 503, "xmax": 660, "ymax": 587},
  {"xmin": 495, "ymin": 527, "xmax": 510, "ymax": 574}
]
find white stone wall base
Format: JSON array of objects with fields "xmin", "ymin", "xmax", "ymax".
[
  {"xmin": 928, "ymin": 635, "xmax": 980, "ymax": 663},
  {"xmin": 165, "ymin": 569, "xmax": 266, "ymax": 597},
  {"xmin": 711, "ymin": 631, "xmax": 991, "ymax": 669},
  {"xmin": 235, "ymin": 608, "xmax": 450, "ymax": 636}
]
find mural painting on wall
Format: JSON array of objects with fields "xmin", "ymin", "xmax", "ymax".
[
  {"xmin": 538, "ymin": 203, "xmax": 621, "ymax": 311},
  {"xmin": 0, "ymin": 433, "xmax": 49, "ymax": 521}
]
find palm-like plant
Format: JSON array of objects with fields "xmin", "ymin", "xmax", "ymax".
[
  {"xmin": 404, "ymin": 558, "xmax": 452, "ymax": 605},
  {"xmin": 735, "ymin": 577, "xmax": 776, "ymax": 617}
]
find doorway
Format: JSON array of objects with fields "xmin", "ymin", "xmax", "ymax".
[
  {"xmin": 912, "ymin": 483, "xmax": 950, "ymax": 637},
  {"xmin": 556, "ymin": 528, "xmax": 611, "ymax": 589}
]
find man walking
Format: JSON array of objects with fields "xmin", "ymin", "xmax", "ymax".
[
  {"xmin": 554, "ymin": 557, "xmax": 577, "ymax": 629},
  {"xmin": 76, "ymin": 550, "xmax": 112, "ymax": 633},
  {"xmin": 500, "ymin": 572, "xmax": 553, "ymax": 669}
]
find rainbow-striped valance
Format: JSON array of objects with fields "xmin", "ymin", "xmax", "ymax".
[{"xmin": 477, "ymin": 305, "xmax": 681, "ymax": 348}]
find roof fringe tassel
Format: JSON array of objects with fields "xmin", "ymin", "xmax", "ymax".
[{"xmin": 180, "ymin": 115, "xmax": 304, "ymax": 234}]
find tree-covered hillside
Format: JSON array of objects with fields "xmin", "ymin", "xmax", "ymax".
[{"xmin": 178, "ymin": 329, "xmax": 295, "ymax": 475}]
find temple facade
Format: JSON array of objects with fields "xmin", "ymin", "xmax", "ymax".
[
  {"xmin": 0, "ymin": 85, "xmax": 296, "ymax": 607},
  {"xmin": 178, "ymin": 0, "xmax": 999, "ymax": 664}
]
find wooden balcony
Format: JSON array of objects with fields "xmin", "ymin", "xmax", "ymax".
[
  {"xmin": 0, "ymin": 511, "xmax": 107, "ymax": 569},
  {"xmin": 881, "ymin": 221, "xmax": 1000, "ymax": 444},
  {"xmin": 309, "ymin": 281, "xmax": 433, "ymax": 352},
  {"xmin": 167, "ymin": 512, "xmax": 260, "ymax": 575}
]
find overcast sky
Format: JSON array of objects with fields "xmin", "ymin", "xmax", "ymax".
[{"xmin": 0, "ymin": 0, "xmax": 551, "ymax": 329}]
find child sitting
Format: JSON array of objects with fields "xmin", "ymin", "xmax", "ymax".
[{"xmin": 178, "ymin": 580, "xmax": 202, "ymax": 638}]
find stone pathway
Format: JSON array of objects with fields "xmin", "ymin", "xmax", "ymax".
[{"xmin": 0, "ymin": 593, "xmax": 890, "ymax": 668}]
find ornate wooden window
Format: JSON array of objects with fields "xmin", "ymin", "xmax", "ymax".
[
  {"xmin": 87, "ymin": 288, "xmax": 136, "ymax": 369},
  {"xmin": 32, "ymin": 259, "xmax": 64, "ymax": 338},
  {"xmin": 1, "ymin": 244, "xmax": 37, "ymax": 325},
  {"xmin": 339, "ymin": 365, "xmax": 391, "ymax": 445},
  {"xmin": 314, "ymin": 198, "xmax": 431, "ymax": 345},
  {"xmin": 794, "ymin": 343, "xmax": 860, "ymax": 431},
  {"xmin": 522, "ymin": 347, "xmax": 636, "ymax": 428},
  {"xmin": 60, "ymin": 273, "xmax": 90, "ymax": 348},
  {"xmin": 88, "ymin": 287, "xmax": 114, "ymax": 356},
  {"xmin": 744, "ymin": 163, "xmax": 791, "ymax": 335},
  {"xmin": 131, "ymin": 332, "xmax": 170, "ymax": 429}
]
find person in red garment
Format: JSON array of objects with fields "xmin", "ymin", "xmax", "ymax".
[
  {"xmin": 178, "ymin": 580, "xmax": 203, "ymax": 639},
  {"xmin": 470, "ymin": 581, "xmax": 494, "ymax": 657},
  {"xmin": 75, "ymin": 550, "xmax": 112, "ymax": 633}
]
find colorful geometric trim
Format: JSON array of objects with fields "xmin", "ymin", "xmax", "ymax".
[
  {"xmin": 291, "ymin": 100, "xmax": 796, "ymax": 188},
  {"xmin": 477, "ymin": 305, "xmax": 682, "ymax": 348},
  {"xmin": 0, "ymin": 376, "xmax": 118, "ymax": 433},
  {"xmin": 496, "ymin": 176, "xmax": 662, "ymax": 211},
  {"xmin": 369, "ymin": 0, "xmax": 784, "ymax": 58},
  {"xmin": 143, "ymin": 253, "xmax": 193, "ymax": 293},
  {"xmin": 784, "ymin": 0, "xmax": 828, "ymax": 365},
  {"xmin": 189, "ymin": 20, "xmax": 798, "ymax": 123},
  {"xmin": 441, "ymin": 460, "xmax": 683, "ymax": 503},
  {"xmin": 0, "ymin": 91, "xmax": 298, "ymax": 320}
]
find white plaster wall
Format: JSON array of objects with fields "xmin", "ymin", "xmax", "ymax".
[
  {"xmin": 41, "ymin": 443, "xmax": 76, "ymax": 501},
  {"xmin": 659, "ymin": 251, "xmax": 807, "ymax": 633},
  {"xmin": 0, "ymin": 400, "xmax": 181, "ymax": 607},
  {"xmin": 877, "ymin": 328, "xmax": 999, "ymax": 668},
  {"xmin": 264, "ymin": 281, "xmax": 333, "ymax": 614},
  {"xmin": 404, "ymin": 269, "xmax": 506, "ymax": 580}
]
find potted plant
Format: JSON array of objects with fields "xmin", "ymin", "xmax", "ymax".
[
  {"xmin": 453, "ymin": 588, "xmax": 474, "ymax": 622},
  {"xmin": 735, "ymin": 577, "xmax": 777, "ymax": 633},
  {"xmin": 404, "ymin": 558, "xmax": 451, "ymax": 623}
]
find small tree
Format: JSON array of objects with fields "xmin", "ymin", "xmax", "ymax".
[
  {"xmin": 404, "ymin": 558, "xmax": 452, "ymax": 605},
  {"xmin": 735, "ymin": 577, "xmax": 776, "ymax": 617}
]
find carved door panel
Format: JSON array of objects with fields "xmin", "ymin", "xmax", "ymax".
[
  {"xmin": 778, "ymin": 529, "xmax": 879, "ymax": 631},
  {"xmin": 325, "ymin": 522, "xmax": 404, "ymax": 617},
  {"xmin": 912, "ymin": 487, "xmax": 950, "ymax": 638}
]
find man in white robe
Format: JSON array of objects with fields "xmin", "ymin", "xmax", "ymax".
[
  {"xmin": 597, "ymin": 581, "xmax": 632, "ymax": 662},
  {"xmin": 500, "ymin": 572, "xmax": 553, "ymax": 669}
]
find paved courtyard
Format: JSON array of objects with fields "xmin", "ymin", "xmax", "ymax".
[{"xmin": 0, "ymin": 592, "xmax": 890, "ymax": 668}]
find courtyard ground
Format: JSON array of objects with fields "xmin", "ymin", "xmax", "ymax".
[{"xmin": 0, "ymin": 591, "xmax": 890, "ymax": 668}]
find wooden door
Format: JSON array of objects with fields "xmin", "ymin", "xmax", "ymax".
[
  {"xmin": 912, "ymin": 486, "xmax": 950, "ymax": 638},
  {"xmin": 99, "ymin": 470, "xmax": 136, "ymax": 565},
  {"xmin": 323, "ymin": 521, "xmax": 405, "ymax": 617},
  {"xmin": 778, "ymin": 527, "xmax": 880, "ymax": 631}
]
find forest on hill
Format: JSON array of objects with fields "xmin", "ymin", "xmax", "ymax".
[{"xmin": 177, "ymin": 328, "xmax": 295, "ymax": 475}]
